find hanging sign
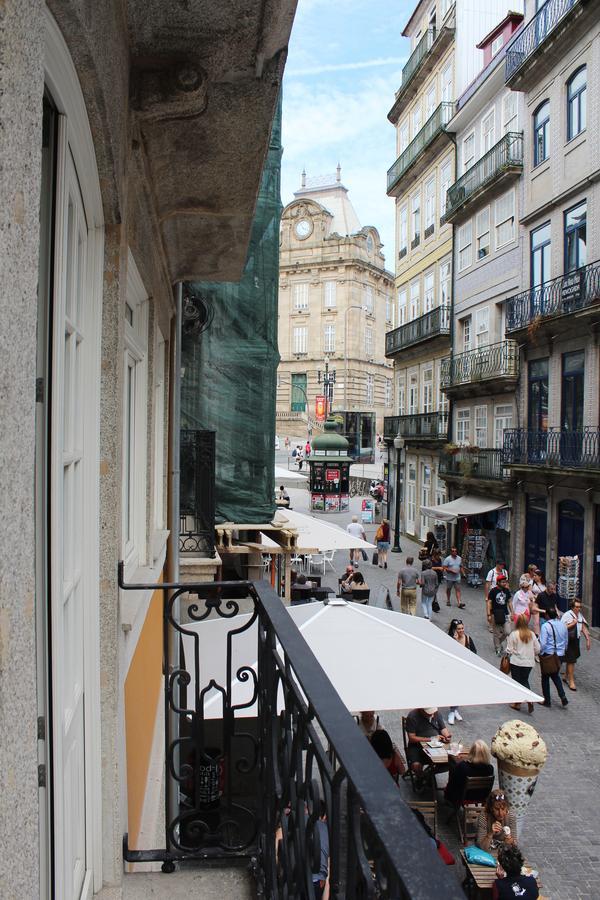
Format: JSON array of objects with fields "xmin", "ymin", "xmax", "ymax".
[{"xmin": 315, "ymin": 395, "xmax": 326, "ymax": 422}]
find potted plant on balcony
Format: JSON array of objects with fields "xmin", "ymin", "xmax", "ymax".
[{"xmin": 444, "ymin": 442, "xmax": 459, "ymax": 456}]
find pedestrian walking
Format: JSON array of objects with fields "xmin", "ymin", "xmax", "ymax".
[
  {"xmin": 418, "ymin": 560, "xmax": 439, "ymax": 619},
  {"xmin": 297, "ymin": 447, "xmax": 304, "ymax": 471},
  {"xmin": 486, "ymin": 575, "xmax": 514, "ymax": 654},
  {"xmin": 346, "ymin": 515, "xmax": 366, "ymax": 565},
  {"xmin": 442, "ymin": 547, "xmax": 466, "ymax": 609},
  {"xmin": 561, "ymin": 598, "xmax": 591, "ymax": 692},
  {"xmin": 305, "ymin": 440, "xmax": 311, "ymax": 458},
  {"xmin": 539, "ymin": 608, "xmax": 569, "ymax": 708},
  {"xmin": 397, "ymin": 557, "xmax": 420, "ymax": 615},
  {"xmin": 506, "ymin": 614, "xmax": 539, "ymax": 715},
  {"xmin": 375, "ymin": 518, "xmax": 390, "ymax": 569},
  {"xmin": 512, "ymin": 576, "xmax": 534, "ymax": 624},
  {"xmin": 447, "ymin": 618, "xmax": 476, "ymax": 724}
]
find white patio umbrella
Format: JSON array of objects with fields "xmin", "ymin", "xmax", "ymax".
[
  {"xmin": 272, "ymin": 508, "xmax": 376, "ymax": 552},
  {"xmin": 274, "ymin": 464, "xmax": 308, "ymax": 483},
  {"xmin": 181, "ymin": 600, "xmax": 542, "ymax": 719}
]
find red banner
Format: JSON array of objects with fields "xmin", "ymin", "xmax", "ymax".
[{"xmin": 315, "ymin": 395, "xmax": 326, "ymax": 422}]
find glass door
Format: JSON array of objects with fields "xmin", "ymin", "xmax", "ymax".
[{"xmin": 561, "ymin": 350, "xmax": 585, "ymax": 464}]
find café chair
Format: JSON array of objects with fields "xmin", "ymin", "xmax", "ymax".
[
  {"xmin": 407, "ymin": 800, "xmax": 437, "ymax": 839},
  {"xmin": 308, "ymin": 553, "xmax": 326, "ymax": 574},
  {"xmin": 351, "ymin": 587, "xmax": 370, "ymax": 604},
  {"xmin": 454, "ymin": 774, "xmax": 495, "ymax": 844}
]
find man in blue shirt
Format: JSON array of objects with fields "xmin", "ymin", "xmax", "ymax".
[{"xmin": 539, "ymin": 608, "xmax": 568, "ymax": 707}]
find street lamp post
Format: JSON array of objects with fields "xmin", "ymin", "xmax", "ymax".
[
  {"xmin": 317, "ymin": 357, "xmax": 336, "ymax": 419},
  {"xmin": 391, "ymin": 433, "xmax": 404, "ymax": 553}
]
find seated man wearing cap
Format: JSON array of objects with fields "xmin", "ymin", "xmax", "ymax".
[{"xmin": 405, "ymin": 707, "xmax": 452, "ymax": 780}]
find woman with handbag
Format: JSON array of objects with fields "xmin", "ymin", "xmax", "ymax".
[
  {"xmin": 375, "ymin": 519, "xmax": 390, "ymax": 569},
  {"xmin": 561, "ymin": 598, "xmax": 591, "ymax": 691},
  {"xmin": 539, "ymin": 608, "xmax": 569, "ymax": 708},
  {"xmin": 505, "ymin": 614, "xmax": 539, "ymax": 715},
  {"xmin": 447, "ymin": 619, "xmax": 476, "ymax": 724}
]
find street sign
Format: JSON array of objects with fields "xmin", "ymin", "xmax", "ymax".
[
  {"xmin": 326, "ymin": 468, "xmax": 340, "ymax": 482},
  {"xmin": 315, "ymin": 395, "xmax": 326, "ymax": 421}
]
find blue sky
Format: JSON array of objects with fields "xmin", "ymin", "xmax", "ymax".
[{"xmin": 281, "ymin": 0, "xmax": 414, "ymax": 269}]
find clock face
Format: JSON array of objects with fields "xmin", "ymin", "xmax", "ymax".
[{"xmin": 295, "ymin": 218, "xmax": 312, "ymax": 239}]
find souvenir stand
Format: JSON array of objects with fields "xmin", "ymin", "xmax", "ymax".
[{"xmin": 461, "ymin": 530, "xmax": 489, "ymax": 587}]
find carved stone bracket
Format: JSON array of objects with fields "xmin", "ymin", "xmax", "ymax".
[{"xmin": 131, "ymin": 57, "xmax": 208, "ymax": 123}]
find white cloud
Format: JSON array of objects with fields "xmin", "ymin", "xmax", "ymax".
[{"xmin": 287, "ymin": 56, "xmax": 407, "ymax": 77}]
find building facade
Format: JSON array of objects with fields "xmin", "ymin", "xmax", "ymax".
[
  {"xmin": 502, "ymin": 0, "xmax": 600, "ymax": 624},
  {"xmin": 384, "ymin": 0, "xmax": 523, "ymax": 543},
  {"xmin": 438, "ymin": 13, "xmax": 524, "ymax": 568},
  {"xmin": 0, "ymin": 3, "xmax": 294, "ymax": 898},
  {"xmin": 276, "ymin": 170, "xmax": 394, "ymax": 437}
]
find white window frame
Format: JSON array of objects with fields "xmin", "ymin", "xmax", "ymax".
[
  {"xmin": 426, "ymin": 82, "xmax": 436, "ymax": 118},
  {"xmin": 502, "ymin": 91, "xmax": 518, "ymax": 134},
  {"xmin": 293, "ymin": 281, "xmax": 309, "ymax": 310},
  {"xmin": 494, "ymin": 404, "xmax": 513, "ymax": 449},
  {"xmin": 324, "ymin": 324, "xmax": 335, "ymax": 354},
  {"xmin": 462, "ymin": 132, "xmax": 475, "ymax": 173},
  {"xmin": 456, "ymin": 408, "xmax": 471, "ymax": 445},
  {"xmin": 399, "ymin": 204, "xmax": 408, "ymax": 253},
  {"xmin": 293, "ymin": 325, "xmax": 307, "ymax": 354},
  {"xmin": 399, "ymin": 119, "xmax": 409, "ymax": 154},
  {"xmin": 364, "ymin": 326, "xmax": 373, "ymax": 356},
  {"xmin": 423, "ymin": 366, "xmax": 434, "ymax": 412},
  {"xmin": 476, "ymin": 307, "xmax": 490, "ymax": 346},
  {"xmin": 385, "ymin": 295, "xmax": 393, "ymax": 325},
  {"xmin": 495, "ymin": 190, "xmax": 515, "ymax": 249},
  {"xmin": 324, "ymin": 280, "xmax": 336, "ymax": 308},
  {"xmin": 123, "ymin": 251, "xmax": 149, "ymax": 571},
  {"xmin": 153, "ymin": 330, "xmax": 166, "ymax": 532},
  {"xmin": 409, "ymin": 280, "xmax": 420, "ymax": 320},
  {"xmin": 425, "ymin": 177, "xmax": 435, "ymax": 230},
  {"xmin": 474, "ymin": 405, "xmax": 488, "ymax": 447},
  {"xmin": 424, "ymin": 270, "xmax": 435, "ymax": 312},
  {"xmin": 440, "ymin": 158, "xmax": 452, "ymax": 217},
  {"xmin": 385, "ymin": 378, "xmax": 393, "ymax": 408},
  {"xmin": 440, "ymin": 258, "xmax": 451, "ymax": 306},
  {"xmin": 458, "ymin": 221, "xmax": 473, "ymax": 271},
  {"xmin": 491, "ymin": 33, "xmax": 504, "ymax": 56},
  {"xmin": 408, "ymin": 372, "xmax": 419, "ymax": 415},
  {"xmin": 397, "ymin": 287, "xmax": 407, "ymax": 325},
  {"xmin": 476, "ymin": 207, "xmax": 490, "ymax": 260},
  {"xmin": 364, "ymin": 285, "xmax": 374, "ymax": 314},
  {"xmin": 441, "ymin": 62, "xmax": 453, "ymax": 103},
  {"xmin": 481, "ymin": 108, "xmax": 496, "ymax": 154},
  {"xmin": 411, "ymin": 192, "xmax": 421, "ymax": 242},
  {"xmin": 462, "ymin": 315, "xmax": 472, "ymax": 352},
  {"xmin": 397, "ymin": 379, "xmax": 406, "ymax": 415},
  {"xmin": 412, "ymin": 103, "xmax": 422, "ymax": 136}
]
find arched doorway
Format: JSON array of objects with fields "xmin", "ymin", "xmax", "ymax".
[{"xmin": 557, "ymin": 499, "xmax": 584, "ymax": 611}]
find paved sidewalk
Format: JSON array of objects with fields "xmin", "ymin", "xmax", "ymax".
[{"xmin": 283, "ymin": 485, "xmax": 600, "ymax": 899}]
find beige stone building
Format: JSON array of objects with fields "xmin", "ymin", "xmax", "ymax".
[{"xmin": 276, "ymin": 170, "xmax": 395, "ymax": 440}]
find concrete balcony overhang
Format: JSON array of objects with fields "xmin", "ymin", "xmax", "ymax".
[
  {"xmin": 442, "ymin": 133, "xmax": 523, "ymax": 225},
  {"xmin": 387, "ymin": 15, "xmax": 455, "ymax": 125},
  {"xmin": 126, "ymin": 0, "xmax": 297, "ymax": 283},
  {"xmin": 440, "ymin": 341, "xmax": 520, "ymax": 400},
  {"xmin": 505, "ymin": 0, "xmax": 594, "ymax": 90},
  {"xmin": 385, "ymin": 305, "xmax": 451, "ymax": 360}
]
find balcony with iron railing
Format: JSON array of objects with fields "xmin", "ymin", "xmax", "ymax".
[
  {"xmin": 179, "ymin": 428, "xmax": 216, "ymax": 556},
  {"xmin": 387, "ymin": 103, "xmax": 455, "ymax": 197},
  {"xmin": 385, "ymin": 304, "xmax": 451, "ymax": 358},
  {"xmin": 443, "ymin": 133, "xmax": 523, "ymax": 224},
  {"xmin": 505, "ymin": 0, "xmax": 592, "ymax": 87},
  {"xmin": 440, "ymin": 340, "xmax": 519, "ymax": 399},
  {"xmin": 440, "ymin": 447, "xmax": 509, "ymax": 482},
  {"xmin": 384, "ymin": 411, "xmax": 448, "ymax": 443},
  {"xmin": 388, "ymin": 10, "xmax": 456, "ymax": 123},
  {"xmin": 119, "ymin": 569, "xmax": 462, "ymax": 896},
  {"xmin": 503, "ymin": 428, "xmax": 600, "ymax": 471},
  {"xmin": 506, "ymin": 260, "xmax": 600, "ymax": 335}
]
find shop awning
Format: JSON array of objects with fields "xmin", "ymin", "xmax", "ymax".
[{"xmin": 420, "ymin": 495, "xmax": 507, "ymax": 522}]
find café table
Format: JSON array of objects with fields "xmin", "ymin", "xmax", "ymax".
[
  {"xmin": 421, "ymin": 742, "xmax": 469, "ymax": 796},
  {"xmin": 460, "ymin": 850, "xmax": 542, "ymax": 899},
  {"xmin": 290, "ymin": 584, "xmax": 336, "ymax": 605}
]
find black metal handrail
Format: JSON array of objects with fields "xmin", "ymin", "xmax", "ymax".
[
  {"xmin": 505, "ymin": 0, "xmax": 580, "ymax": 80},
  {"xmin": 385, "ymin": 411, "xmax": 449, "ymax": 441},
  {"xmin": 441, "ymin": 340, "xmax": 519, "ymax": 389},
  {"xmin": 401, "ymin": 27, "xmax": 436, "ymax": 89},
  {"xmin": 440, "ymin": 448, "xmax": 507, "ymax": 480},
  {"xmin": 180, "ymin": 428, "xmax": 216, "ymax": 556},
  {"xmin": 506, "ymin": 260, "xmax": 600, "ymax": 332},
  {"xmin": 119, "ymin": 567, "xmax": 461, "ymax": 896},
  {"xmin": 444, "ymin": 133, "xmax": 523, "ymax": 221},
  {"xmin": 387, "ymin": 103, "xmax": 455, "ymax": 194},
  {"xmin": 385, "ymin": 305, "xmax": 451, "ymax": 357},
  {"xmin": 503, "ymin": 428, "xmax": 600, "ymax": 469}
]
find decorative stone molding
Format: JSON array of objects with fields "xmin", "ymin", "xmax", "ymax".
[{"xmin": 131, "ymin": 58, "xmax": 208, "ymax": 123}]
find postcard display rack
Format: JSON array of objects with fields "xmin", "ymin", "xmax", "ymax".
[
  {"xmin": 558, "ymin": 555, "xmax": 580, "ymax": 601},
  {"xmin": 461, "ymin": 530, "xmax": 489, "ymax": 587},
  {"xmin": 434, "ymin": 523, "xmax": 447, "ymax": 555}
]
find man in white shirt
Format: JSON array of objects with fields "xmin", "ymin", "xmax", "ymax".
[
  {"xmin": 485, "ymin": 561, "xmax": 509, "ymax": 599},
  {"xmin": 443, "ymin": 547, "xmax": 465, "ymax": 609},
  {"xmin": 346, "ymin": 515, "xmax": 366, "ymax": 565}
]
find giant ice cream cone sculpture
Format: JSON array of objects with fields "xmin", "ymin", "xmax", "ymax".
[{"xmin": 491, "ymin": 720, "xmax": 547, "ymax": 834}]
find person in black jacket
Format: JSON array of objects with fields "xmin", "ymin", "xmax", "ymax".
[
  {"xmin": 444, "ymin": 739, "xmax": 494, "ymax": 807},
  {"xmin": 447, "ymin": 619, "xmax": 476, "ymax": 725},
  {"xmin": 492, "ymin": 845, "xmax": 539, "ymax": 899}
]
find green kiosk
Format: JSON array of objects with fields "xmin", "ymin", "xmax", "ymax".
[{"xmin": 309, "ymin": 419, "xmax": 352, "ymax": 513}]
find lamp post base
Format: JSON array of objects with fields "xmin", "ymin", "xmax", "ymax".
[{"xmin": 391, "ymin": 544, "xmax": 402, "ymax": 553}]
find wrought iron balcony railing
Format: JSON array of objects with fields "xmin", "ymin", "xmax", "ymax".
[
  {"xmin": 180, "ymin": 428, "xmax": 216, "ymax": 556},
  {"xmin": 506, "ymin": 0, "xmax": 580, "ymax": 82},
  {"xmin": 441, "ymin": 340, "xmax": 519, "ymax": 390},
  {"xmin": 443, "ymin": 133, "xmax": 523, "ymax": 222},
  {"xmin": 384, "ymin": 411, "xmax": 448, "ymax": 442},
  {"xmin": 506, "ymin": 260, "xmax": 600, "ymax": 333},
  {"xmin": 119, "ymin": 568, "xmax": 462, "ymax": 896},
  {"xmin": 503, "ymin": 428, "xmax": 600, "ymax": 469},
  {"xmin": 401, "ymin": 27, "xmax": 437, "ymax": 90},
  {"xmin": 385, "ymin": 304, "xmax": 451, "ymax": 357},
  {"xmin": 440, "ymin": 447, "xmax": 507, "ymax": 481},
  {"xmin": 387, "ymin": 103, "xmax": 455, "ymax": 195}
]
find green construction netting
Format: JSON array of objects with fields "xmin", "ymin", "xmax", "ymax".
[{"xmin": 181, "ymin": 97, "xmax": 282, "ymax": 525}]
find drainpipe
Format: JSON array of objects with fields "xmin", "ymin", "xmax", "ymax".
[{"xmin": 166, "ymin": 281, "xmax": 182, "ymax": 838}]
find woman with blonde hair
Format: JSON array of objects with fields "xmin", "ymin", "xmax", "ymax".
[
  {"xmin": 506, "ymin": 614, "xmax": 540, "ymax": 714},
  {"xmin": 444, "ymin": 739, "xmax": 494, "ymax": 807}
]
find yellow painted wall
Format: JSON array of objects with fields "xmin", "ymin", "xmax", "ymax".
[{"xmin": 124, "ymin": 583, "xmax": 163, "ymax": 848}]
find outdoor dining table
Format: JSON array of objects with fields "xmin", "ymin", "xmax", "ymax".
[
  {"xmin": 290, "ymin": 584, "xmax": 336, "ymax": 604},
  {"xmin": 460, "ymin": 850, "xmax": 542, "ymax": 899},
  {"xmin": 422, "ymin": 742, "xmax": 470, "ymax": 768}
]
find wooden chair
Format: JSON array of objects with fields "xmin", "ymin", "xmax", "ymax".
[
  {"xmin": 351, "ymin": 587, "xmax": 370, "ymax": 604},
  {"xmin": 407, "ymin": 800, "xmax": 437, "ymax": 838},
  {"xmin": 401, "ymin": 716, "xmax": 417, "ymax": 791},
  {"xmin": 454, "ymin": 774, "xmax": 495, "ymax": 845}
]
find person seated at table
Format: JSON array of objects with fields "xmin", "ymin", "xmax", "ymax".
[
  {"xmin": 339, "ymin": 565, "xmax": 355, "ymax": 594},
  {"xmin": 295, "ymin": 573, "xmax": 316, "ymax": 589},
  {"xmin": 492, "ymin": 845, "xmax": 539, "ymax": 899},
  {"xmin": 444, "ymin": 739, "xmax": 494, "ymax": 807},
  {"xmin": 476, "ymin": 790, "xmax": 517, "ymax": 855},
  {"xmin": 405, "ymin": 707, "xmax": 451, "ymax": 778},
  {"xmin": 340, "ymin": 570, "xmax": 368, "ymax": 594},
  {"xmin": 357, "ymin": 710, "xmax": 380, "ymax": 738},
  {"xmin": 369, "ymin": 728, "xmax": 406, "ymax": 781},
  {"xmin": 277, "ymin": 484, "xmax": 290, "ymax": 503}
]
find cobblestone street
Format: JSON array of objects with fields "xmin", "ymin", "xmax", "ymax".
[{"xmin": 283, "ymin": 475, "xmax": 600, "ymax": 899}]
